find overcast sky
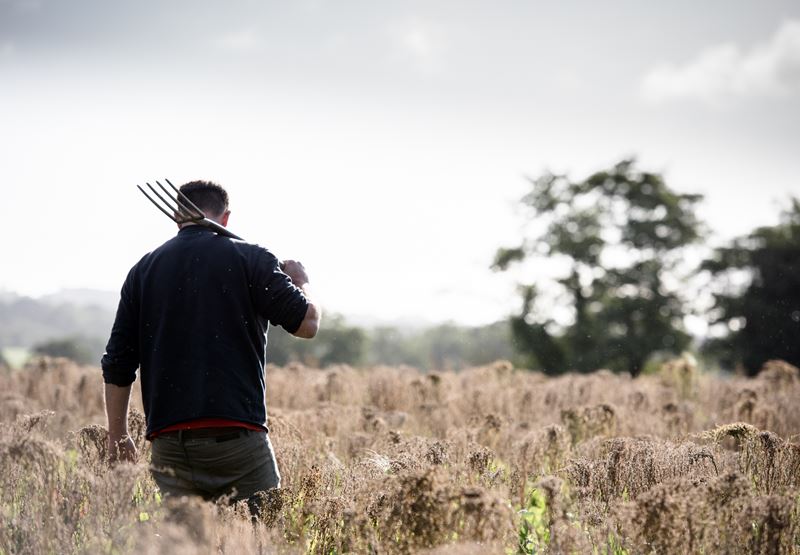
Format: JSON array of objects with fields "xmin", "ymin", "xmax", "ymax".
[{"xmin": 1, "ymin": 1, "xmax": 798, "ymax": 326}]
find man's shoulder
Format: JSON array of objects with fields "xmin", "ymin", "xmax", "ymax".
[
  {"xmin": 229, "ymin": 239, "xmax": 279, "ymax": 262},
  {"xmin": 132, "ymin": 234, "xmax": 279, "ymax": 272},
  {"xmin": 125, "ymin": 234, "xmax": 188, "ymax": 279},
  {"xmin": 134, "ymin": 235, "xmax": 180, "ymax": 266}
]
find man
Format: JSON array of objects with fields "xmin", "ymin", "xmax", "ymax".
[{"xmin": 101, "ymin": 180, "xmax": 320, "ymax": 510}]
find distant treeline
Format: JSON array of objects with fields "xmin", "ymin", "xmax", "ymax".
[{"xmin": 266, "ymin": 317, "xmax": 519, "ymax": 370}]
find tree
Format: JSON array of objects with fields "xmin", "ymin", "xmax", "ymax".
[
  {"xmin": 702, "ymin": 198, "xmax": 800, "ymax": 374},
  {"xmin": 266, "ymin": 314, "xmax": 366, "ymax": 367},
  {"xmin": 32, "ymin": 335, "xmax": 105, "ymax": 365},
  {"xmin": 367, "ymin": 327, "xmax": 426, "ymax": 368},
  {"xmin": 493, "ymin": 159, "xmax": 704, "ymax": 376},
  {"xmin": 318, "ymin": 315, "xmax": 367, "ymax": 367}
]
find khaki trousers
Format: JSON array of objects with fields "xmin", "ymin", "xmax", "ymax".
[{"xmin": 150, "ymin": 429, "xmax": 280, "ymax": 513}]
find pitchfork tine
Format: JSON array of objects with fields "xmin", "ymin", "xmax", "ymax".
[
  {"xmin": 155, "ymin": 180, "xmax": 203, "ymax": 220},
  {"xmin": 146, "ymin": 182, "xmax": 183, "ymax": 216},
  {"xmin": 145, "ymin": 182, "xmax": 176, "ymax": 210},
  {"xmin": 165, "ymin": 179, "xmax": 206, "ymax": 219},
  {"xmin": 137, "ymin": 185, "xmax": 179, "ymax": 223}
]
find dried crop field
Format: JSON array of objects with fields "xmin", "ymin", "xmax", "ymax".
[{"xmin": 1, "ymin": 357, "xmax": 799, "ymax": 554}]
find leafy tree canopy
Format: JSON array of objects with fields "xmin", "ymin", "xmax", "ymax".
[
  {"xmin": 702, "ymin": 198, "xmax": 800, "ymax": 374},
  {"xmin": 494, "ymin": 159, "xmax": 704, "ymax": 376}
]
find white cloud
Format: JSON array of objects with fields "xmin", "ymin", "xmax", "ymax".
[
  {"xmin": 389, "ymin": 20, "xmax": 445, "ymax": 72},
  {"xmin": 214, "ymin": 30, "xmax": 263, "ymax": 54},
  {"xmin": 641, "ymin": 19, "xmax": 800, "ymax": 104}
]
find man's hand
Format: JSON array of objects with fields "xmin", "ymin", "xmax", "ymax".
[
  {"xmin": 280, "ymin": 259, "xmax": 321, "ymax": 338},
  {"xmin": 280, "ymin": 260, "xmax": 310, "ymax": 287},
  {"xmin": 108, "ymin": 434, "xmax": 137, "ymax": 464},
  {"xmin": 105, "ymin": 383, "xmax": 136, "ymax": 465}
]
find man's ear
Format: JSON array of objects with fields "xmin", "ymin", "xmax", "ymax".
[{"xmin": 221, "ymin": 211, "xmax": 231, "ymax": 227}]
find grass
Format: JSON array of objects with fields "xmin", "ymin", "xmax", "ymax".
[{"xmin": 0, "ymin": 357, "xmax": 799, "ymax": 553}]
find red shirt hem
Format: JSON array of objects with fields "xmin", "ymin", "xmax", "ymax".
[{"xmin": 148, "ymin": 418, "xmax": 266, "ymax": 440}]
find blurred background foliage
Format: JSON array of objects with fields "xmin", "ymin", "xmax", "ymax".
[
  {"xmin": 30, "ymin": 335, "xmax": 107, "ymax": 366},
  {"xmin": 1, "ymin": 160, "xmax": 797, "ymax": 376},
  {"xmin": 493, "ymin": 158, "xmax": 704, "ymax": 376},
  {"xmin": 702, "ymin": 198, "xmax": 800, "ymax": 375},
  {"xmin": 265, "ymin": 317, "xmax": 520, "ymax": 370},
  {"xmin": 492, "ymin": 158, "xmax": 798, "ymax": 376}
]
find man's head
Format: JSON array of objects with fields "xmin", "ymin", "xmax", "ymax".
[{"xmin": 179, "ymin": 180, "xmax": 230, "ymax": 227}]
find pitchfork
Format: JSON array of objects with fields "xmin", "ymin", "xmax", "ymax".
[{"xmin": 137, "ymin": 179, "xmax": 244, "ymax": 240}]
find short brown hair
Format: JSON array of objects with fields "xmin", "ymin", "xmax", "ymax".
[{"xmin": 179, "ymin": 180, "xmax": 229, "ymax": 217}]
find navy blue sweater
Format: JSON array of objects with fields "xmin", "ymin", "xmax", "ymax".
[{"xmin": 101, "ymin": 226, "xmax": 309, "ymax": 437}]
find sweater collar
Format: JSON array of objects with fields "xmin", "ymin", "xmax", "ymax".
[{"xmin": 178, "ymin": 224, "xmax": 215, "ymax": 235}]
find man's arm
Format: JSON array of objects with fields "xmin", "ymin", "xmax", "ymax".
[
  {"xmin": 102, "ymin": 268, "xmax": 140, "ymax": 464},
  {"xmin": 281, "ymin": 260, "xmax": 322, "ymax": 338},
  {"xmin": 105, "ymin": 383, "xmax": 137, "ymax": 463},
  {"xmin": 293, "ymin": 285, "xmax": 321, "ymax": 339}
]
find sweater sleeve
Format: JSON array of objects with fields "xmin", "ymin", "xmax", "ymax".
[
  {"xmin": 101, "ymin": 266, "xmax": 140, "ymax": 386},
  {"xmin": 249, "ymin": 248, "xmax": 309, "ymax": 334}
]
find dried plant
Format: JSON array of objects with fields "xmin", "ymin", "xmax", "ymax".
[
  {"xmin": 0, "ymin": 355, "xmax": 799, "ymax": 553},
  {"xmin": 659, "ymin": 351, "xmax": 700, "ymax": 400}
]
